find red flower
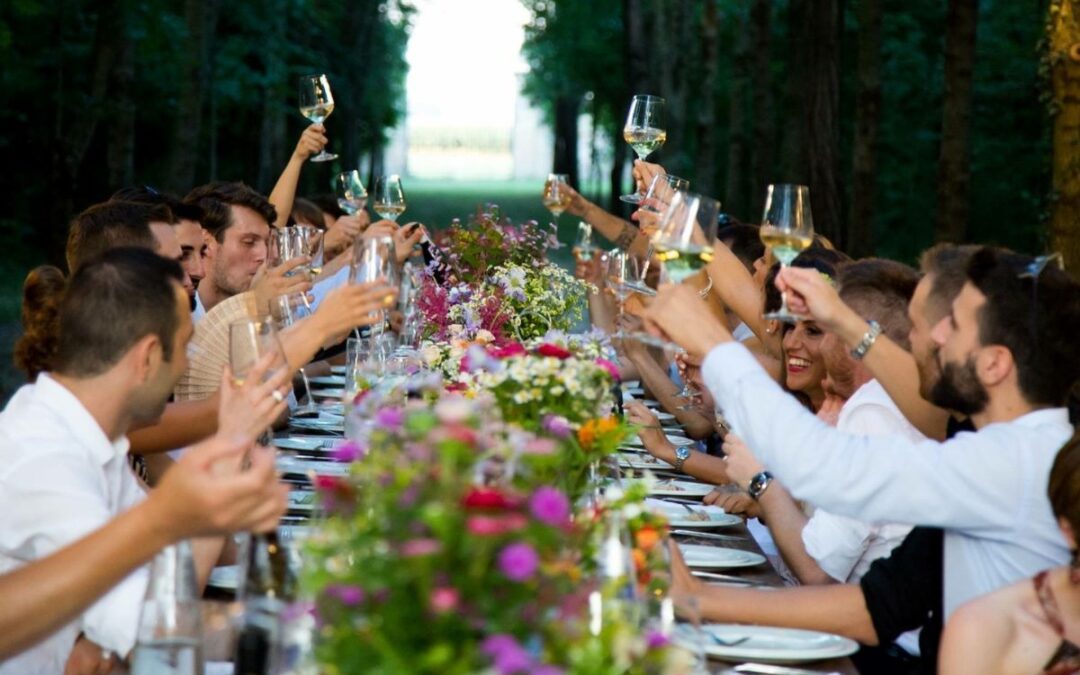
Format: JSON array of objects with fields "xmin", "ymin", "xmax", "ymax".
[
  {"xmin": 445, "ymin": 382, "xmax": 468, "ymax": 392},
  {"xmin": 595, "ymin": 358, "xmax": 621, "ymax": 381},
  {"xmin": 536, "ymin": 343, "xmax": 572, "ymax": 359},
  {"xmin": 490, "ymin": 342, "xmax": 527, "ymax": 359},
  {"xmin": 462, "ymin": 486, "xmax": 515, "ymax": 510},
  {"xmin": 466, "ymin": 513, "xmax": 529, "ymax": 536}
]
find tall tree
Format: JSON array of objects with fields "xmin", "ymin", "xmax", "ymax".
[
  {"xmin": 803, "ymin": 0, "xmax": 843, "ymax": 245},
  {"xmin": 166, "ymin": 0, "xmax": 217, "ymax": 192},
  {"xmin": 693, "ymin": 0, "xmax": 721, "ymax": 199},
  {"xmin": 934, "ymin": 0, "xmax": 978, "ymax": 242},
  {"xmin": 725, "ymin": 5, "xmax": 752, "ymax": 218},
  {"xmin": 749, "ymin": 0, "xmax": 775, "ymax": 218},
  {"xmin": 848, "ymin": 0, "xmax": 883, "ymax": 257},
  {"xmin": 1048, "ymin": 0, "xmax": 1080, "ymax": 272}
]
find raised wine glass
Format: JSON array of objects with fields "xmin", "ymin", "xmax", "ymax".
[
  {"xmin": 620, "ymin": 95, "xmax": 666, "ymax": 203},
  {"xmin": 335, "ymin": 170, "xmax": 368, "ymax": 216},
  {"xmin": 351, "ymin": 236, "xmax": 397, "ymax": 338},
  {"xmin": 373, "ymin": 175, "xmax": 406, "ymax": 222},
  {"xmin": 607, "ymin": 250, "xmax": 641, "ymax": 338},
  {"xmin": 652, "ymin": 191, "xmax": 720, "ymax": 285},
  {"xmin": 298, "ymin": 74, "xmax": 338, "ymax": 162},
  {"xmin": 759, "ymin": 184, "xmax": 814, "ymax": 323},
  {"xmin": 229, "ymin": 318, "xmax": 289, "ymax": 445},
  {"xmin": 573, "ymin": 222, "xmax": 595, "ymax": 262},
  {"xmin": 542, "ymin": 173, "xmax": 572, "ymax": 222}
]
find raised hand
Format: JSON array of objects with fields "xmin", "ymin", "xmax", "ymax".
[
  {"xmin": 631, "ymin": 160, "xmax": 666, "ymax": 195},
  {"xmin": 643, "ymin": 283, "xmax": 732, "ymax": 357},
  {"xmin": 216, "ymin": 353, "xmax": 292, "ymax": 447},
  {"xmin": 292, "ymin": 123, "xmax": 329, "ymax": 162},
  {"xmin": 624, "ymin": 400, "xmax": 666, "ymax": 451},
  {"xmin": 775, "ymin": 266, "xmax": 854, "ymax": 333},
  {"xmin": 720, "ymin": 433, "xmax": 765, "ymax": 490},
  {"xmin": 251, "ymin": 256, "xmax": 312, "ymax": 316},
  {"xmin": 394, "ymin": 222, "xmax": 426, "ymax": 264},
  {"xmin": 310, "ymin": 280, "xmax": 399, "ymax": 345},
  {"xmin": 323, "ymin": 213, "xmax": 368, "ymax": 258}
]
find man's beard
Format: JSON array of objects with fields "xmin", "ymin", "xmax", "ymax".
[{"xmin": 929, "ymin": 354, "xmax": 989, "ymax": 416}]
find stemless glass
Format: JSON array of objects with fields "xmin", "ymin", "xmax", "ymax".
[
  {"xmin": 351, "ymin": 236, "xmax": 398, "ymax": 338},
  {"xmin": 335, "ymin": 170, "xmax": 368, "ymax": 216},
  {"xmin": 372, "ymin": 175, "xmax": 406, "ymax": 222},
  {"xmin": 298, "ymin": 74, "xmax": 338, "ymax": 162},
  {"xmin": 652, "ymin": 191, "xmax": 721, "ymax": 284},
  {"xmin": 759, "ymin": 184, "xmax": 814, "ymax": 323},
  {"xmin": 229, "ymin": 318, "xmax": 289, "ymax": 444},
  {"xmin": 542, "ymin": 173, "xmax": 572, "ymax": 220},
  {"xmin": 573, "ymin": 222, "xmax": 595, "ymax": 262},
  {"xmin": 620, "ymin": 94, "xmax": 667, "ymax": 203}
]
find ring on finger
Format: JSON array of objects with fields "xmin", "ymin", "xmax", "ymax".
[{"xmin": 271, "ymin": 390, "xmax": 285, "ymax": 403}]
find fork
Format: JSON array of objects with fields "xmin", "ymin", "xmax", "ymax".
[{"xmin": 709, "ymin": 634, "xmax": 750, "ymax": 647}]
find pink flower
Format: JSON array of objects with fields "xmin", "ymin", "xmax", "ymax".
[
  {"xmin": 324, "ymin": 584, "xmax": 364, "ymax": 606},
  {"xmin": 481, "ymin": 634, "xmax": 532, "ymax": 675},
  {"xmin": 400, "ymin": 538, "xmax": 441, "ymax": 557},
  {"xmin": 595, "ymin": 358, "xmax": 621, "ymax": 381},
  {"xmin": 522, "ymin": 438, "xmax": 557, "ymax": 455},
  {"xmin": 529, "ymin": 487, "xmax": 570, "ymax": 527},
  {"xmin": 374, "ymin": 407, "xmax": 404, "ymax": 430},
  {"xmin": 463, "ymin": 486, "xmax": 516, "ymax": 510},
  {"xmin": 645, "ymin": 630, "xmax": 670, "ymax": 650},
  {"xmin": 330, "ymin": 440, "xmax": 365, "ymax": 463},
  {"xmin": 490, "ymin": 342, "xmax": 527, "ymax": 359},
  {"xmin": 536, "ymin": 343, "xmax": 572, "ymax": 359},
  {"xmin": 430, "ymin": 586, "xmax": 459, "ymax": 613},
  {"xmin": 498, "ymin": 542, "xmax": 539, "ymax": 582},
  {"xmin": 541, "ymin": 415, "xmax": 573, "ymax": 439},
  {"xmin": 467, "ymin": 513, "xmax": 528, "ymax": 536}
]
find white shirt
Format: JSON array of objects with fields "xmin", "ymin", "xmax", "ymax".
[
  {"xmin": 802, "ymin": 379, "xmax": 924, "ymax": 583},
  {"xmin": 702, "ymin": 342, "xmax": 1071, "ymax": 617},
  {"xmin": 0, "ymin": 375, "xmax": 148, "ymax": 673},
  {"xmin": 309, "ymin": 265, "xmax": 350, "ymax": 310},
  {"xmin": 192, "ymin": 287, "xmax": 207, "ymax": 323}
]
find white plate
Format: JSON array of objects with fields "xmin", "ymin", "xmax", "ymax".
[
  {"xmin": 207, "ymin": 565, "xmax": 239, "ymax": 591},
  {"xmin": 277, "ymin": 457, "xmax": 349, "ymax": 477},
  {"xmin": 678, "ymin": 543, "xmax": 766, "ymax": 569},
  {"xmin": 308, "ymin": 375, "xmax": 346, "ymax": 386},
  {"xmin": 642, "ymin": 479, "xmax": 713, "ymax": 498},
  {"xmin": 691, "ymin": 624, "xmax": 859, "ymax": 664},
  {"xmin": 330, "ymin": 365, "xmax": 347, "ymax": 375},
  {"xmin": 655, "ymin": 411, "xmax": 676, "ymax": 422},
  {"xmin": 310, "ymin": 388, "xmax": 346, "ymax": 399},
  {"xmin": 646, "ymin": 499, "xmax": 742, "ymax": 528},
  {"xmin": 624, "ymin": 434, "xmax": 692, "ymax": 448},
  {"xmin": 289, "ymin": 417, "xmax": 344, "ymax": 432},
  {"xmin": 617, "ymin": 453, "xmax": 675, "ymax": 471},
  {"xmin": 274, "ymin": 436, "xmax": 329, "ymax": 452}
]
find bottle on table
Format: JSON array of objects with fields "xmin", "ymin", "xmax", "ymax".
[
  {"xmin": 234, "ymin": 531, "xmax": 296, "ymax": 675},
  {"xmin": 131, "ymin": 541, "xmax": 204, "ymax": 675}
]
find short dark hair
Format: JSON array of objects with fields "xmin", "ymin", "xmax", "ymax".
[
  {"xmin": 54, "ymin": 248, "xmax": 186, "ymax": 378},
  {"xmin": 918, "ymin": 243, "xmax": 980, "ymax": 321},
  {"xmin": 308, "ymin": 193, "xmax": 345, "ymax": 220},
  {"xmin": 966, "ymin": 246, "xmax": 1080, "ymax": 408},
  {"xmin": 717, "ymin": 222, "xmax": 764, "ymax": 272},
  {"xmin": 184, "ymin": 182, "xmax": 276, "ymax": 242},
  {"xmin": 292, "ymin": 198, "xmax": 327, "ymax": 229},
  {"xmin": 66, "ymin": 201, "xmax": 171, "ymax": 273},
  {"xmin": 1049, "ymin": 432, "xmax": 1080, "ymax": 530},
  {"xmin": 110, "ymin": 186, "xmax": 205, "ymax": 223},
  {"xmin": 837, "ymin": 258, "xmax": 921, "ymax": 349}
]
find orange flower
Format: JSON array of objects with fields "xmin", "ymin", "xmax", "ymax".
[
  {"xmin": 635, "ymin": 526, "xmax": 660, "ymax": 552},
  {"xmin": 577, "ymin": 416, "xmax": 620, "ymax": 450},
  {"xmin": 631, "ymin": 547, "xmax": 647, "ymax": 573}
]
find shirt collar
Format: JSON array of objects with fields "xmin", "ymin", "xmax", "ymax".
[
  {"xmin": 1008, "ymin": 407, "xmax": 1071, "ymax": 430},
  {"xmin": 35, "ymin": 373, "xmax": 130, "ymax": 466}
]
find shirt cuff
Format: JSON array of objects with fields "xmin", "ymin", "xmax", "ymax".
[{"xmin": 701, "ymin": 342, "xmax": 764, "ymax": 410}]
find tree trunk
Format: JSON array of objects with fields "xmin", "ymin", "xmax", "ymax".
[
  {"xmin": 609, "ymin": 126, "xmax": 628, "ymax": 213},
  {"xmin": 167, "ymin": 0, "xmax": 218, "ymax": 192},
  {"xmin": 1048, "ymin": 0, "xmax": 1080, "ymax": 272},
  {"xmin": 749, "ymin": 0, "xmax": 774, "ymax": 220},
  {"xmin": 106, "ymin": 36, "xmax": 135, "ymax": 189},
  {"xmin": 803, "ymin": 0, "xmax": 843, "ymax": 247},
  {"xmin": 725, "ymin": 6, "xmax": 752, "ymax": 219},
  {"xmin": 256, "ymin": 0, "xmax": 287, "ymax": 192},
  {"xmin": 779, "ymin": 0, "xmax": 808, "ymax": 184},
  {"xmin": 553, "ymin": 96, "xmax": 580, "ymax": 187},
  {"xmin": 847, "ymin": 0, "xmax": 883, "ymax": 257},
  {"xmin": 934, "ymin": 0, "xmax": 978, "ymax": 243},
  {"xmin": 693, "ymin": 0, "xmax": 721, "ymax": 199}
]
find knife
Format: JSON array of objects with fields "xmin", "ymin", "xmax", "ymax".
[
  {"xmin": 733, "ymin": 664, "xmax": 840, "ymax": 675},
  {"xmin": 691, "ymin": 571, "xmax": 767, "ymax": 586},
  {"xmin": 671, "ymin": 529, "xmax": 747, "ymax": 542}
]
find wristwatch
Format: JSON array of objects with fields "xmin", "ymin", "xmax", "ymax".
[
  {"xmin": 673, "ymin": 445, "xmax": 692, "ymax": 472},
  {"xmin": 747, "ymin": 471, "xmax": 774, "ymax": 500}
]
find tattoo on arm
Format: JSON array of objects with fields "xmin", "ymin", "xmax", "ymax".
[{"xmin": 615, "ymin": 222, "xmax": 638, "ymax": 251}]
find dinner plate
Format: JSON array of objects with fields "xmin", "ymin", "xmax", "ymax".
[
  {"xmin": 617, "ymin": 453, "xmax": 674, "ymax": 471},
  {"xmin": 310, "ymin": 388, "xmax": 346, "ymax": 399},
  {"xmin": 207, "ymin": 565, "xmax": 238, "ymax": 591},
  {"xmin": 641, "ymin": 479, "xmax": 713, "ymax": 498},
  {"xmin": 274, "ymin": 436, "xmax": 330, "ymax": 452},
  {"xmin": 277, "ymin": 457, "xmax": 349, "ymax": 477},
  {"xmin": 330, "ymin": 365, "xmax": 347, "ymax": 375},
  {"xmin": 678, "ymin": 543, "xmax": 766, "ymax": 569},
  {"xmin": 289, "ymin": 417, "xmax": 344, "ymax": 433},
  {"xmin": 624, "ymin": 434, "xmax": 692, "ymax": 448},
  {"xmin": 308, "ymin": 375, "xmax": 346, "ymax": 386},
  {"xmin": 688, "ymin": 624, "xmax": 859, "ymax": 664},
  {"xmin": 646, "ymin": 499, "xmax": 742, "ymax": 528}
]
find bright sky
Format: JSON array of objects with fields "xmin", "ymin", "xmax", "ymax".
[{"xmin": 405, "ymin": 0, "xmax": 531, "ymax": 129}]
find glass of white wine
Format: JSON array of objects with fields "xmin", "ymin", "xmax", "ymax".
[
  {"xmin": 298, "ymin": 74, "xmax": 338, "ymax": 162},
  {"xmin": 652, "ymin": 191, "xmax": 720, "ymax": 284},
  {"xmin": 335, "ymin": 170, "xmax": 367, "ymax": 216},
  {"xmin": 229, "ymin": 317, "xmax": 289, "ymax": 444},
  {"xmin": 372, "ymin": 175, "xmax": 407, "ymax": 221},
  {"xmin": 620, "ymin": 94, "xmax": 667, "ymax": 204},
  {"xmin": 759, "ymin": 184, "xmax": 814, "ymax": 323},
  {"xmin": 573, "ymin": 221, "xmax": 595, "ymax": 262},
  {"xmin": 607, "ymin": 250, "xmax": 641, "ymax": 337},
  {"xmin": 542, "ymin": 173, "xmax": 572, "ymax": 221}
]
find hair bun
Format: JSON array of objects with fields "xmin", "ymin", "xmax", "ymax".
[{"xmin": 14, "ymin": 265, "xmax": 67, "ymax": 380}]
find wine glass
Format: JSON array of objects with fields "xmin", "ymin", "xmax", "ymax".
[
  {"xmin": 542, "ymin": 173, "xmax": 572, "ymax": 221},
  {"xmin": 268, "ymin": 228, "xmax": 289, "ymax": 268},
  {"xmin": 620, "ymin": 95, "xmax": 666, "ymax": 203},
  {"xmin": 298, "ymin": 74, "xmax": 338, "ymax": 162},
  {"xmin": 275, "ymin": 294, "xmax": 319, "ymax": 417},
  {"xmin": 573, "ymin": 222, "xmax": 595, "ymax": 262},
  {"xmin": 335, "ymin": 170, "xmax": 368, "ymax": 216},
  {"xmin": 607, "ymin": 250, "xmax": 641, "ymax": 337},
  {"xmin": 291, "ymin": 225, "xmax": 324, "ymax": 276},
  {"xmin": 759, "ymin": 184, "xmax": 814, "ymax": 323},
  {"xmin": 638, "ymin": 173, "xmax": 689, "ymax": 216},
  {"xmin": 652, "ymin": 191, "xmax": 720, "ymax": 284},
  {"xmin": 229, "ymin": 318, "xmax": 288, "ymax": 444},
  {"xmin": 351, "ymin": 236, "xmax": 398, "ymax": 338},
  {"xmin": 373, "ymin": 175, "xmax": 406, "ymax": 222}
]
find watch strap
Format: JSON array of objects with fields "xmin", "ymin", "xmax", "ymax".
[{"xmin": 748, "ymin": 471, "xmax": 774, "ymax": 500}]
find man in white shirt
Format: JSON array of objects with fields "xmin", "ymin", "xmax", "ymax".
[
  {"xmin": 646, "ymin": 246, "xmax": 1080, "ymax": 619},
  {"xmin": 0, "ymin": 249, "xmax": 233, "ymax": 673}
]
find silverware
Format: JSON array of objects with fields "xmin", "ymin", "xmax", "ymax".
[
  {"xmin": 691, "ymin": 571, "xmax": 766, "ymax": 586},
  {"xmin": 661, "ymin": 496, "xmax": 704, "ymax": 505},
  {"xmin": 710, "ymin": 634, "xmax": 750, "ymax": 647},
  {"xmin": 733, "ymin": 664, "xmax": 840, "ymax": 675},
  {"xmin": 671, "ymin": 529, "xmax": 747, "ymax": 542}
]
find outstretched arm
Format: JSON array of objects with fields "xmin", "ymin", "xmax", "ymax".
[{"xmin": 268, "ymin": 124, "xmax": 328, "ymax": 228}]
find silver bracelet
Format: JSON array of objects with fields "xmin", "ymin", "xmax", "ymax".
[
  {"xmin": 850, "ymin": 320, "xmax": 881, "ymax": 360},
  {"xmin": 698, "ymin": 276, "xmax": 714, "ymax": 299}
]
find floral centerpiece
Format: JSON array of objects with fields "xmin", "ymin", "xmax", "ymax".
[{"xmin": 305, "ymin": 395, "xmax": 692, "ymax": 675}]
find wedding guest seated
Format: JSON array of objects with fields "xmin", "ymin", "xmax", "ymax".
[
  {"xmin": 0, "ymin": 435, "xmax": 287, "ymax": 662},
  {"xmin": 648, "ymin": 246, "xmax": 1080, "ymax": 621},
  {"xmin": 0, "ymin": 248, "xmax": 289, "ymax": 674},
  {"xmin": 939, "ymin": 433, "xmax": 1080, "ymax": 675}
]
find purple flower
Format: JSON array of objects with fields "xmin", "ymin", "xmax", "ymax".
[
  {"xmin": 324, "ymin": 584, "xmax": 364, "ymax": 606},
  {"xmin": 374, "ymin": 407, "xmax": 404, "ymax": 430},
  {"xmin": 331, "ymin": 440, "xmax": 365, "ymax": 463},
  {"xmin": 531, "ymin": 666, "xmax": 565, "ymax": 675},
  {"xmin": 481, "ymin": 634, "xmax": 532, "ymax": 675},
  {"xmin": 595, "ymin": 358, "xmax": 621, "ymax": 381},
  {"xmin": 529, "ymin": 487, "xmax": 570, "ymax": 527},
  {"xmin": 541, "ymin": 415, "xmax": 572, "ymax": 439},
  {"xmin": 498, "ymin": 542, "xmax": 539, "ymax": 582},
  {"xmin": 645, "ymin": 629, "xmax": 670, "ymax": 650}
]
